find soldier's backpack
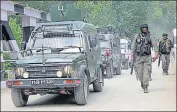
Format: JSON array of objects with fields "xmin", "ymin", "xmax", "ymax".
[
  {"xmin": 159, "ymin": 39, "xmax": 173, "ymax": 54},
  {"xmin": 135, "ymin": 33, "xmax": 152, "ymax": 56}
]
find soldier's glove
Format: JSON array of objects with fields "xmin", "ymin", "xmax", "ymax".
[
  {"xmin": 152, "ymin": 57, "xmax": 156, "ymax": 62},
  {"xmin": 152, "ymin": 55, "xmax": 158, "ymax": 62}
]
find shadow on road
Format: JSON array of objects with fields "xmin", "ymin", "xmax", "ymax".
[
  {"xmin": 27, "ymin": 94, "xmax": 75, "ymax": 107},
  {"xmin": 26, "ymin": 89, "xmax": 99, "ymax": 107}
]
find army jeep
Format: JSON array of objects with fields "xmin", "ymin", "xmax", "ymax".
[
  {"xmin": 98, "ymin": 34, "xmax": 121, "ymax": 79},
  {"xmin": 6, "ymin": 21, "xmax": 104, "ymax": 106},
  {"xmin": 120, "ymin": 39, "xmax": 131, "ymax": 69}
]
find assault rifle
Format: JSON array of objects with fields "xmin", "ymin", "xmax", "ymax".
[
  {"xmin": 158, "ymin": 54, "xmax": 161, "ymax": 67},
  {"xmin": 130, "ymin": 52, "xmax": 135, "ymax": 75}
]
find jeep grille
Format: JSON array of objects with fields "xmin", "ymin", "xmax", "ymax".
[
  {"xmin": 26, "ymin": 66, "xmax": 61, "ymax": 77},
  {"xmin": 26, "ymin": 66, "xmax": 59, "ymax": 71}
]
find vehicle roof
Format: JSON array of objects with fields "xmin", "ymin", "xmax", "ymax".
[
  {"xmin": 120, "ymin": 39, "xmax": 128, "ymax": 43},
  {"xmin": 98, "ymin": 34, "xmax": 113, "ymax": 36},
  {"xmin": 98, "ymin": 34, "xmax": 114, "ymax": 40},
  {"xmin": 35, "ymin": 21, "xmax": 97, "ymax": 31}
]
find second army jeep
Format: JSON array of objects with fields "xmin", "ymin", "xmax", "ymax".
[
  {"xmin": 120, "ymin": 39, "xmax": 132, "ymax": 69},
  {"xmin": 6, "ymin": 21, "xmax": 104, "ymax": 106},
  {"xmin": 98, "ymin": 34, "xmax": 122, "ymax": 78}
]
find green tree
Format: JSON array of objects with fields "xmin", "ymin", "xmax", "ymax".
[
  {"xmin": 14, "ymin": 1, "xmax": 60, "ymax": 13},
  {"xmin": 113, "ymin": 1, "xmax": 149, "ymax": 37},
  {"xmin": 9, "ymin": 17, "xmax": 23, "ymax": 47},
  {"xmin": 12, "ymin": 0, "xmax": 176, "ymax": 39},
  {"xmin": 146, "ymin": 1, "xmax": 176, "ymax": 38},
  {"xmin": 76, "ymin": 1, "xmax": 117, "ymax": 27},
  {"xmin": 3, "ymin": 17, "xmax": 22, "ymax": 72},
  {"xmin": 112, "ymin": 1, "xmax": 176, "ymax": 39}
]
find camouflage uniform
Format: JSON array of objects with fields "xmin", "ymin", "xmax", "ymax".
[
  {"xmin": 159, "ymin": 34, "xmax": 174, "ymax": 75},
  {"xmin": 131, "ymin": 24, "xmax": 158, "ymax": 93},
  {"xmin": 161, "ymin": 54, "xmax": 170, "ymax": 74}
]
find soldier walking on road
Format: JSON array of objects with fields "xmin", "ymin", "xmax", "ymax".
[
  {"xmin": 158, "ymin": 33, "xmax": 174, "ymax": 75},
  {"xmin": 131, "ymin": 24, "xmax": 158, "ymax": 93}
]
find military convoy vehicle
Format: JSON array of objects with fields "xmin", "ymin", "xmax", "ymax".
[
  {"xmin": 97, "ymin": 27, "xmax": 122, "ymax": 78},
  {"xmin": 120, "ymin": 39, "xmax": 131, "ymax": 69},
  {"xmin": 6, "ymin": 4, "xmax": 104, "ymax": 107},
  {"xmin": 98, "ymin": 34, "xmax": 121, "ymax": 78}
]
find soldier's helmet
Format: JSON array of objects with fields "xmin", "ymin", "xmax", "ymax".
[
  {"xmin": 140, "ymin": 24, "xmax": 148, "ymax": 29},
  {"xmin": 107, "ymin": 25, "xmax": 113, "ymax": 31},
  {"xmin": 96, "ymin": 26, "xmax": 100, "ymax": 33},
  {"xmin": 162, "ymin": 33, "xmax": 168, "ymax": 37}
]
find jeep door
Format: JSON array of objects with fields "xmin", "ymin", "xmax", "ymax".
[{"xmin": 85, "ymin": 32, "xmax": 100, "ymax": 79}]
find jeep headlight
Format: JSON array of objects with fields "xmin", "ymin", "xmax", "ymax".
[
  {"xmin": 23, "ymin": 72, "xmax": 29, "ymax": 78},
  {"xmin": 56, "ymin": 71, "xmax": 63, "ymax": 77},
  {"xmin": 16, "ymin": 67, "xmax": 25, "ymax": 76}
]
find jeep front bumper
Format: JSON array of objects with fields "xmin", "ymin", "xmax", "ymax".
[{"xmin": 6, "ymin": 78, "xmax": 81, "ymax": 89}]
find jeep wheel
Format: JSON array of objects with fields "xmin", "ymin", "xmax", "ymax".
[
  {"xmin": 93, "ymin": 67, "xmax": 104, "ymax": 92},
  {"xmin": 11, "ymin": 88, "xmax": 29, "ymax": 107},
  {"xmin": 115, "ymin": 67, "xmax": 121, "ymax": 75},
  {"xmin": 106, "ymin": 61, "xmax": 113, "ymax": 78},
  {"xmin": 74, "ymin": 74, "xmax": 89, "ymax": 105}
]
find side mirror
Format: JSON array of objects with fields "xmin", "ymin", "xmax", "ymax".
[
  {"xmin": 90, "ymin": 39, "xmax": 97, "ymax": 47},
  {"xmin": 21, "ymin": 41, "xmax": 26, "ymax": 50}
]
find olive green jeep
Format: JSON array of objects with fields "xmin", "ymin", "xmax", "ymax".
[
  {"xmin": 98, "ymin": 34, "xmax": 122, "ymax": 79},
  {"xmin": 6, "ymin": 21, "xmax": 104, "ymax": 106}
]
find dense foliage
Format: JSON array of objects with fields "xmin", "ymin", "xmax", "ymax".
[
  {"xmin": 14, "ymin": 1, "xmax": 176, "ymax": 39},
  {"xmin": 3, "ymin": 17, "xmax": 22, "ymax": 71},
  {"xmin": 3, "ymin": 1, "xmax": 176, "ymax": 72}
]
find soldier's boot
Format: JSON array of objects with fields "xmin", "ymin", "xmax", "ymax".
[
  {"xmin": 166, "ymin": 70, "xmax": 169, "ymax": 75},
  {"xmin": 144, "ymin": 86, "xmax": 148, "ymax": 93},
  {"xmin": 141, "ymin": 82, "xmax": 144, "ymax": 89},
  {"xmin": 162, "ymin": 69, "xmax": 166, "ymax": 75}
]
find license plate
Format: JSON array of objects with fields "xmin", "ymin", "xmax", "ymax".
[{"xmin": 31, "ymin": 79, "xmax": 54, "ymax": 85}]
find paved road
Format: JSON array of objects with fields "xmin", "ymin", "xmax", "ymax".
[{"xmin": 1, "ymin": 62, "xmax": 176, "ymax": 111}]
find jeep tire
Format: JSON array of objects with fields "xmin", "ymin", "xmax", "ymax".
[
  {"xmin": 74, "ymin": 73, "xmax": 89, "ymax": 105},
  {"xmin": 11, "ymin": 88, "xmax": 29, "ymax": 107},
  {"xmin": 93, "ymin": 67, "xmax": 104, "ymax": 92},
  {"xmin": 106, "ymin": 61, "xmax": 113, "ymax": 78}
]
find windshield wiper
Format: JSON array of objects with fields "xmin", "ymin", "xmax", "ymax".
[
  {"xmin": 27, "ymin": 47, "xmax": 52, "ymax": 52},
  {"xmin": 36, "ymin": 49, "xmax": 48, "ymax": 52},
  {"xmin": 64, "ymin": 45, "xmax": 82, "ymax": 48}
]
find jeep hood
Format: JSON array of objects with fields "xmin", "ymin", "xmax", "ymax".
[{"xmin": 16, "ymin": 53, "xmax": 83, "ymax": 64}]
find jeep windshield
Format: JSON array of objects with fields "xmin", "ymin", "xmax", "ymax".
[
  {"xmin": 100, "ymin": 40, "xmax": 111, "ymax": 49},
  {"xmin": 120, "ymin": 43, "xmax": 126, "ymax": 49},
  {"xmin": 29, "ymin": 29, "xmax": 84, "ymax": 54}
]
